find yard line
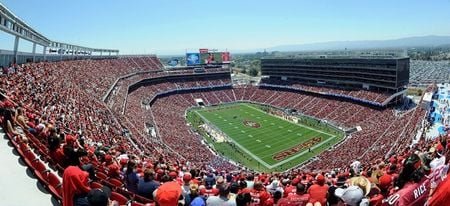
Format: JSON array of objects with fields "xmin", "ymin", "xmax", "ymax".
[{"xmin": 242, "ymin": 104, "xmax": 335, "ymax": 137}]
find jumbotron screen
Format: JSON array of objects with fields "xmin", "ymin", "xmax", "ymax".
[
  {"xmin": 187, "ymin": 49, "xmax": 231, "ymax": 65},
  {"xmin": 200, "ymin": 52, "xmax": 223, "ymax": 64},
  {"xmin": 199, "ymin": 52, "xmax": 231, "ymax": 64},
  {"xmin": 186, "ymin": 53, "xmax": 200, "ymax": 65}
]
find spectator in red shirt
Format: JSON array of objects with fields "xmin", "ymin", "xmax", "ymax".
[
  {"xmin": 278, "ymin": 183, "xmax": 310, "ymax": 206},
  {"xmin": 307, "ymin": 175, "xmax": 328, "ymax": 206},
  {"xmin": 62, "ymin": 147, "xmax": 91, "ymax": 206},
  {"xmin": 284, "ymin": 178, "xmax": 301, "ymax": 197},
  {"xmin": 386, "ymin": 154, "xmax": 429, "ymax": 206},
  {"xmin": 241, "ymin": 181, "xmax": 271, "ymax": 206},
  {"xmin": 200, "ymin": 183, "xmax": 220, "ymax": 198}
]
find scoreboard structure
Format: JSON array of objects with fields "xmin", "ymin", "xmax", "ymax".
[{"xmin": 186, "ymin": 48, "xmax": 230, "ymax": 66}]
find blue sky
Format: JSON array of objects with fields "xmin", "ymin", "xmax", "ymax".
[{"xmin": 1, "ymin": 0, "xmax": 450, "ymax": 55}]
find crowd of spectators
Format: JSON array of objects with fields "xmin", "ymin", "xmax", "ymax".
[
  {"xmin": 1, "ymin": 58, "xmax": 450, "ymax": 206},
  {"xmin": 260, "ymin": 78, "xmax": 391, "ymax": 104}
]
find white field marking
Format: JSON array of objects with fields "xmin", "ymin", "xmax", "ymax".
[
  {"xmin": 265, "ymin": 145, "xmax": 271, "ymax": 148},
  {"xmin": 241, "ymin": 104, "xmax": 335, "ymax": 137},
  {"xmin": 288, "ymin": 130, "xmax": 292, "ymax": 132},
  {"xmin": 224, "ymin": 119, "xmax": 227, "ymax": 122},
  {"xmin": 248, "ymin": 135, "xmax": 253, "ymax": 137},
  {"xmin": 234, "ymin": 126, "xmax": 238, "ymax": 129},
  {"xmin": 256, "ymin": 139, "xmax": 261, "ymax": 142}
]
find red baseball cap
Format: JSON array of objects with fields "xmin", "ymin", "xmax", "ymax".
[
  {"xmin": 183, "ymin": 173, "xmax": 192, "ymax": 181},
  {"xmin": 65, "ymin": 135, "xmax": 76, "ymax": 143},
  {"xmin": 378, "ymin": 174, "xmax": 393, "ymax": 189},
  {"xmin": 316, "ymin": 175, "xmax": 325, "ymax": 184},
  {"xmin": 104, "ymin": 154, "xmax": 112, "ymax": 163},
  {"xmin": 169, "ymin": 171, "xmax": 177, "ymax": 178}
]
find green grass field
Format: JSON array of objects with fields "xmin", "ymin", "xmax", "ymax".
[{"xmin": 187, "ymin": 103, "xmax": 344, "ymax": 172}]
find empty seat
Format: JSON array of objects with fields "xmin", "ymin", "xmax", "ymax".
[
  {"xmin": 90, "ymin": 181, "xmax": 104, "ymax": 189},
  {"xmin": 47, "ymin": 173, "xmax": 62, "ymax": 201},
  {"xmin": 111, "ymin": 191, "xmax": 129, "ymax": 205}
]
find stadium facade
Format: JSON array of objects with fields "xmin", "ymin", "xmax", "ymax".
[
  {"xmin": 261, "ymin": 57, "xmax": 409, "ymax": 105},
  {"xmin": 261, "ymin": 57, "xmax": 409, "ymax": 92}
]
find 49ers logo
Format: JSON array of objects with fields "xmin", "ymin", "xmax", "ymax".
[{"xmin": 243, "ymin": 120, "xmax": 261, "ymax": 128}]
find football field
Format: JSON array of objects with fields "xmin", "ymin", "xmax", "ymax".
[{"xmin": 193, "ymin": 103, "xmax": 339, "ymax": 170}]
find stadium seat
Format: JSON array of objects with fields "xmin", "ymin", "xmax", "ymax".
[
  {"xmin": 23, "ymin": 149, "xmax": 39, "ymax": 169},
  {"xmin": 32, "ymin": 160, "xmax": 51, "ymax": 185},
  {"xmin": 111, "ymin": 191, "xmax": 129, "ymax": 205},
  {"xmin": 116, "ymin": 187, "xmax": 135, "ymax": 200},
  {"xmin": 32, "ymin": 160, "xmax": 49, "ymax": 174},
  {"xmin": 133, "ymin": 195, "xmax": 152, "ymax": 204},
  {"xmin": 35, "ymin": 142, "xmax": 49, "ymax": 157},
  {"xmin": 48, "ymin": 172, "xmax": 62, "ymax": 188},
  {"xmin": 47, "ymin": 172, "xmax": 62, "ymax": 201},
  {"xmin": 54, "ymin": 164, "xmax": 65, "ymax": 176},
  {"xmin": 16, "ymin": 142, "xmax": 30, "ymax": 157},
  {"xmin": 96, "ymin": 171, "xmax": 108, "ymax": 180},
  {"xmin": 26, "ymin": 133, "xmax": 41, "ymax": 149},
  {"xmin": 104, "ymin": 178, "xmax": 123, "ymax": 189},
  {"xmin": 90, "ymin": 181, "xmax": 104, "ymax": 189}
]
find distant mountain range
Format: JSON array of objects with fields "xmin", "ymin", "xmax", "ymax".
[
  {"xmin": 229, "ymin": 35, "xmax": 450, "ymax": 54},
  {"xmin": 269, "ymin": 35, "xmax": 450, "ymax": 52}
]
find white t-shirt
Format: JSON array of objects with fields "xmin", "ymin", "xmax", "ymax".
[{"xmin": 206, "ymin": 196, "xmax": 236, "ymax": 206}]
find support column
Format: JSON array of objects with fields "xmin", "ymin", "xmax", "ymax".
[
  {"xmin": 32, "ymin": 43, "xmax": 36, "ymax": 62},
  {"xmin": 43, "ymin": 46, "xmax": 47, "ymax": 61},
  {"xmin": 13, "ymin": 36, "xmax": 19, "ymax": 63},
  {"xmin": 60, "ymin": 48, "xmax": 63, "ymax": 61}
]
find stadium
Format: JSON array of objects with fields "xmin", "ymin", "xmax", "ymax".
[{"xmin": 1, "ymin": 1, "xmax": 450, "ymax": 206}]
